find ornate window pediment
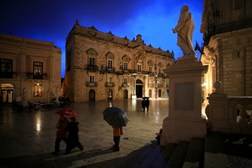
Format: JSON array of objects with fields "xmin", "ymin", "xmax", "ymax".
[
  {"xmin": 147, "ymin": 60, "xmax": 154, "ymax": 66},
  {"xmin": 105, "ymin": 51, "xmax": 115, "ymax": 59},
  {"xmin": 122, "ymin": 55, "xmax": 130, "ymax": 62},
  {"xmin": 136, "ymin": 54, "xmax": 144, "ymax": 62},
  {"xmin": 86, "ymin": 48, "xmax": 98, "ymax": 56},
  {"xmin": 158, "ymin": 62, "xmax": 163, "ymax": 68}
]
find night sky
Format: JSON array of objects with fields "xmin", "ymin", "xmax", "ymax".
[{"xmin": 0, "ymin": 0, "xmax": 204, "ymax": 77}]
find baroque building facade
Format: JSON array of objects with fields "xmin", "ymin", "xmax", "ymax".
[
  {"xmin": 63, "ymin": 22, "xmax": 174, "ymax": 102},
  {"xmin": 200, "ymin": 0, "xmax": 252, "ymax": 99},
  {"xmin": 0, "ymin": 34, "xmax": 61, "ymax": 104}
]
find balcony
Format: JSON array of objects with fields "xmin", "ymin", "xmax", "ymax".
[
  {"xmin": 105, "ymin": 67, "xmax": 116, "ymax": 73},
  {"xmin": 86, "ymin": 64, "xmax": 99, "ymax": 72},
  {"xmin": 26, "ymin": 73, "xmax": 48, "ymax": 80},
  {"xmin": 158, "ymin": 83, "xmax": 164, "ymax": 88},
  {"xmin": 86, "ymin": 81, "xmax": 98, "ymax": 87},
  {"xmin": 105, "ymin": 82, "xmax": 115, "ymax": 87},
  {"xmin": 148, "ymin": 84, "xmax": 154, "ymax": 88},
  {"xmin": 122, "ymin": 83, "xmax": 129, "ymax": 87},
  {"xmin": 0, "ymin": 72, "xmax": 17, "ymax": 79}
]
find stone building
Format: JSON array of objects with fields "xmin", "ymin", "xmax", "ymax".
[
  {"xmin": 63, "ymin": 22, "xmax": 174, "ymax": 102},
  {"xmin": 200, "ymin": 0, "xmax": 252, "ymax": 98},
  {"xmin": 0, "ymin": 34, "xmax": 61, "ymax": 104}
]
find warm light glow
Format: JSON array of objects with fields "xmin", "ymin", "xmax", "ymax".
[
  {"xmin": 155, "ymin": 111, "xmax": 160, "ymax": 124},
  {"xmin": 201, "ymin": 82, "xmax": 208, "ymax": 88},
  {"xmin": 35, "ymin": 112, "xmax": 42, "ymax": 133}
]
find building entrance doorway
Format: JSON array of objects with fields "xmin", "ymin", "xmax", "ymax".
[
  {"xmin": 136, "ymin": 79, "xmax": 143, "ymax": 98},
  {"xmin": 1, "ymin": 83, "xmax": 14, "ymax": 103},
  {"xmin": 123, "ymin": 89, "xmax": 128, "ymax": 99},
  {"xmin": 89, "ymin": 89, "xmax": 95, "ymax": 101}
]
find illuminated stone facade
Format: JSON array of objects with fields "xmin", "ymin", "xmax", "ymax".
[
  {"xmin": 200, "ymin": 0, "xmax": 252, "ymax": 99},
  {"xmin": 0, "ymin": 34, "xmax": 61, "ymax": 104},
  {"xmin": 63, "ymin": 22, "xmax": 174, "ymax": 102}
]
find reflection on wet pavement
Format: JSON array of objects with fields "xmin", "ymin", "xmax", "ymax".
[{"xmin": 0, "ymin": 99, "xmax": 169, "ymax": 158}]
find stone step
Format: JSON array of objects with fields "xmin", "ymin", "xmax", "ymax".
[
  {"xmin": 183, "ymin": 137, "xmax": 204, "ymax": 168},
  {"xmin": 151, "ymin": 143, "xmax": 177, "ymax": 168},
  {"xmin": 130, "ymin": 142, "xmax": 158, "ymax": 168},
  {"xmin": 138, "ymin": 145, "xmax": 162, "ymax": 168},
  {"xmin": 204, "ymin": 132, "xmax": 252, "ymax": 168},
  {"xmin": 166, "ymin": 141, "xmax": 189, "ymax": 168}
]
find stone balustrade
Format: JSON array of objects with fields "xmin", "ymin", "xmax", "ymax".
[{"xmin": 206, "ymin": 93, "xmax": 252, "ymax": 134}]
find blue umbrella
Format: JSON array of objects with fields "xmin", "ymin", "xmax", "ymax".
[{"xmin": 103, "ymin": 107, "xmax": 128, "ymax": 127}]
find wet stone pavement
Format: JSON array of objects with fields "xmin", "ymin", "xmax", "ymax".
[{"xmin": 0, "ymin": 99, "xmax": 169, "ymax": 168}]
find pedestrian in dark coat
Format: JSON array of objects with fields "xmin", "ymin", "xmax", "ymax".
[
  {"xmin": 52, "ymin": 115, "xmax": 69, "ymax": 155},
  {"xmin": 145, "ymin": 97, "xmax": 150, "ymax": 112},
  {"xmin": 141, "ymin": 98, "xmax": 146, "ymax": 112},
  {"xmin": 65, "ymin": 117, "xmax": 83, "ymax": 154}
]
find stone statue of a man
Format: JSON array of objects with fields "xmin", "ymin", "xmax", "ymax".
[{"xmin": 173, "ymin": 5, "xmax": 196, "ymax": 58}]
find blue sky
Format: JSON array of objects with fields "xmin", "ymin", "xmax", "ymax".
[{"xmin": 0, "ymin": 0, "xmax": 204, "ymax": 77}]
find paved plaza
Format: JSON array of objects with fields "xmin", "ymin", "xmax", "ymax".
[{"xmin": 0, "ymin": 99, "xmax": 169, "ymax": 167}]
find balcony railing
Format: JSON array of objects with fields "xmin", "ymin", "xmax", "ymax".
[
  {"xmin": 86, "ymin": 81, "xmax": 98, "ymax": 87},
  {"xmin": 206, "ymin": 94, "xmax": 252, "ymax": 135},
  {"xmin": 105, "ymin": 82, "xmax": 115, "ymax": 87},
  {"xmin": 86, "ymin": 64, "xmax": 99, "ymax": 72},
  {"xmin": 26, "ymin": 73, "xmax": 48, "ymax": 80},
  {"xmin": 0, "ymin": 72, "xmax": 17, "ymax": 79}
]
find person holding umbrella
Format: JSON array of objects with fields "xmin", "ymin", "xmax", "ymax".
[
  {"xmin": 113, "ymin": 127, "xmax": 123, "ymax": 151},
  {"xmin": 65, "ymin": 117, "xmax": 83, "ymax": 154},
  {"xmin": 103, "ymin": 106, "xmax": 128, "ymax": 152},
  {"xmin": 52, "ymin": 115, "xmax": 69, "ymax": 155}
]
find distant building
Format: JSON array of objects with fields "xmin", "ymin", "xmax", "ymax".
[
  {"xmin": 0, "ymin": 34, "xmax": 61, "ymax": 104},
  {"xmin": 200, "ymin": 0, "xmax": 252, "ymax": 98},
  {"xmin": 63, "ymin": 22, "xmax": 174, "ymax": 102}
]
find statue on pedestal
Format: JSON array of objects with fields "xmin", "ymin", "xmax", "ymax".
[{"xmin": 173, "ymin": 5, "xmax": 196, "ymax": 58}]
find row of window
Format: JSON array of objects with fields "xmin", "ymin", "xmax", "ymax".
[
  {"xmin": 89, "ymin": 58, "xmax": 163, "ymax": 73},
  {"xmin": 0, "ymin": 58, "xmax": 44, "ymax": 79}
]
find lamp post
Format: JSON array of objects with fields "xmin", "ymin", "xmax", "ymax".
[
  {"xmin": 155, "ymin": 74, "xmax": 158, "ymax": 99},
  {"xmin": 132, "ymin": 73, "xmax": 137, "ymax": 99}
]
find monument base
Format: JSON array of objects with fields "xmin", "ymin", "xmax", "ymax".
[{"xmin": 160, "ymin": 116, "xmax": 207, "ymax": 145}]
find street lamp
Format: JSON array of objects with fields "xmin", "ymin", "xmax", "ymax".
[{"xmin": 155, "ymin": 74, "xmax": 158, "ymax": 99}]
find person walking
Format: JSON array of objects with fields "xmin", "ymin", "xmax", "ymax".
[
  {"xmin": 52, "ymin": 115, "xmax": 69, "ymax": 155},
  {"xmin": 113, "ymin": 127, "xmax": 123, "ymax": 151},
  {"xmin": 145, "ymin": 97, "xmax": 150, "ymax": 112},
  {"xmin": 65, "ymin": 117, "xmax": 83, "ymax": 154},
  {"xmin": 141, "ymin": 97, "xmax": 146, "ymax": 112}
]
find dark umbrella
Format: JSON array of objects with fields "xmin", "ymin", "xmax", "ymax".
[
  {"xmin": 56, "ymin": 109, "xmax": 78, "ymax": 117},
  {"xmin": 103, "ymin": 107, "xmax": 128, "ymax": 127}
]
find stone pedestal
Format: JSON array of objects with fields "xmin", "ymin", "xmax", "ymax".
[{"xmin": 161, "ymin": 57, "xmax": 208, "ymax": 145}]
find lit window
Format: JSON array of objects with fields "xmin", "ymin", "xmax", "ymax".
[
  {"xmin": 34, "ymin": 83, "xmax": 42, "ymax": 97},
  {"xmin": 33, "ymin": 62, "xmax": 43, "ymax": 79}
]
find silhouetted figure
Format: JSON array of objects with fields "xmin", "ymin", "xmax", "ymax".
[
  {"xmin": 145, "ymin": 98, "xmax": 150, "ymax": 112},
  {"xmin": 142, "ymin": 98, "xmax": 146, "ymax": 112},
  {"xmin": 155, "ymin": 128, "xmax": 163, "ymax": 145},
  {"xmin": 65, "ymin": 117, "xmax": 83, "ymax": 154},
  {"xmin": 52, "ymin": 115, "xmax": 68, "ymax": 155}
]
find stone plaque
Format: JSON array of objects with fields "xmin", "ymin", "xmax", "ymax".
[{"xmin": 175, "ymin": 82, "xmax": 194, "ymax": 111}]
